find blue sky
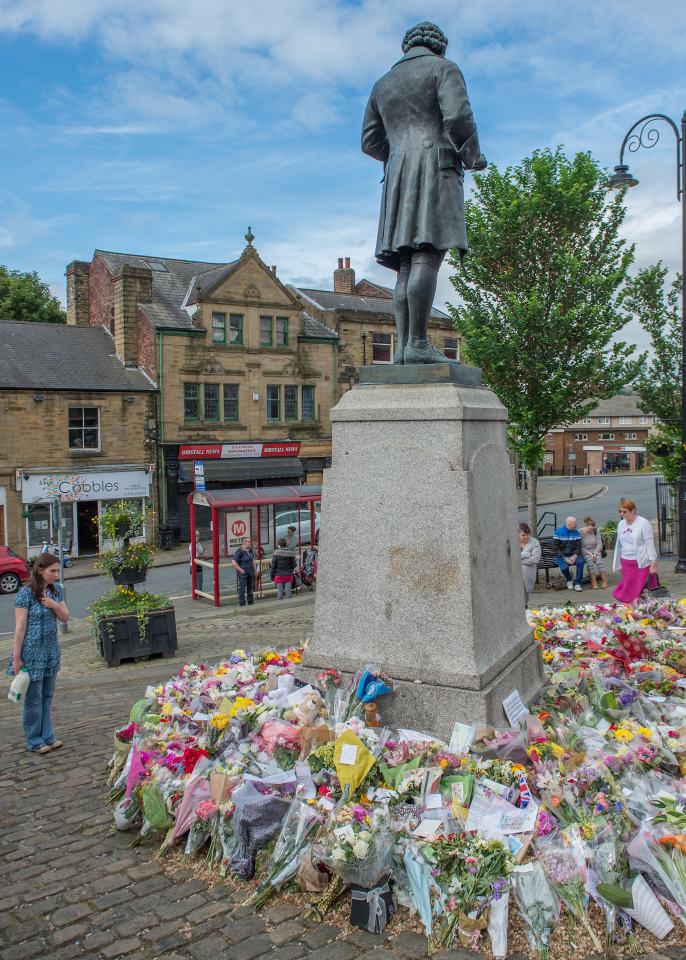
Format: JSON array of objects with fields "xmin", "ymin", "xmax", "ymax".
[{"xmin": 0, "ymin": 0, "xmax": 684, "ymax": 349}]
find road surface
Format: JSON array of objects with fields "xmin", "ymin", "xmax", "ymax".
[
  {"xmin": 517, "ymin": 472, "xmax": 660, "ymax": 531},
  {"xmin": 1, "ymin": 473, "xmax": 662, "ymax": 635}
]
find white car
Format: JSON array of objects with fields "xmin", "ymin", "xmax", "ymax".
[{"xmin": 275, "ymin": 509, "xmax": 320, "ymax": 545}]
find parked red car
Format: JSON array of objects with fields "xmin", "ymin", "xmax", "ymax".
[{"xmin": 0, "ymin": 546, "xmax": 30, "ymax": 594}]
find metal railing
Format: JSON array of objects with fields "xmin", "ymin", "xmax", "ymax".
[
  {"xmin": 655, "ymin": 478, "xmax": 676, "ymax": 556},
  {"xmin": 537, "ymin": 511, "xmax": 558, "ymax": 538}
]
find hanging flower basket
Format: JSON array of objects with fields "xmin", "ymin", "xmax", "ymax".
[{"xmin": 113, "ymin": 565, "xmax": 148, "ymax": 586}]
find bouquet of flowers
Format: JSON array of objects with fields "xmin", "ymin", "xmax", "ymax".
[
  {"xmin": 317, "ymin": 803, "xmax": 392, "ymax": 887},
  {"xmin": 512, "ymin": 861, "xmax": 559, "ymax": 960},
  {"xmin": 534, "ymin": 827, "xmax": 603, "ymax": 951},
  {"xmin": 425, "ymin": 831, "xmax": 513, "ymax": 950},
  {"xmin": 185, "ymin": 799, "xmax": 218, "ymax": 856},
  {"xmin": 245, "ymin": 797, "xmax": 324, "ymax": 908}
]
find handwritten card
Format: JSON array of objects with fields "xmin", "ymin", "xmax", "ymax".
[{"xmin": 502, "ymin": 689, "xmax": 528, "ymax": 727}]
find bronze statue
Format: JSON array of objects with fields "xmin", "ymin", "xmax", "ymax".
[{"xmin": 362, "ymin": 22, "xmax": 486, "ymax": 364}]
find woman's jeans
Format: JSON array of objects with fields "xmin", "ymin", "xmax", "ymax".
[
  {"xmin": 24, "ymin": 672, "xmax": 57, "ymax": 750},
  {"xmin": 277, "ymin": 580, "xmax": 293, "ymax": 600}
]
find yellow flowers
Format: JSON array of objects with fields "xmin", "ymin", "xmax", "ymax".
[
  {"xmin": 161, "ymin": 703, "xmax": 172, "ymax": 717},
  {"xmin": 210, "ymin": 713, "xmax": 229, "ymax": 731},
  {"xmin": 288, "ymin": 650, "xmax": 303, "ymax": 664},
  {"xmin": 614, "ymin": 728, "xmax": 634, "ymax": 742},
  {"xmin": 229, "ymin": 697, "xmax": 255, "ymax": 717},
  {"xmin": 637, "ymin": 727, "xmax": 653, "ymax": 739},
  {"xmin": 549, "ymin": 743, "xmax": 564, "ymax": 758}
]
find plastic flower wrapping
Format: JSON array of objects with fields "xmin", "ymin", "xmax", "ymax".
[{"xmin": 106, "ymin": 601, "xmax": 686, "ymax": 954}]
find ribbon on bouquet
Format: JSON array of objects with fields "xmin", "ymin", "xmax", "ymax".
[{"xmin": 351, "ymin": 880, "xmax": 391, "ymax": 933}]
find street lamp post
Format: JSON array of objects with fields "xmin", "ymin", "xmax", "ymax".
[
  {"xmin": 568, "ymin": 443, "xmax": 575, "ymax": 499},
  {"xmin": 608, "ymin": 111, "xmax": 686, "ymax": 572}
]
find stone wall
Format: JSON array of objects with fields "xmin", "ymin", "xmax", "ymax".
[
  {"xmin": 112, "ymin": 265, "xmax": 152, "ymax": 365},
  {"xmin": 65, "ymin": 261, "xmax": 90, "ymax": 326},
  {"xmin": 0, "ymin": 389, "xmax": 156, "ymax": 556}
]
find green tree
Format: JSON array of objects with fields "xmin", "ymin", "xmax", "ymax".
[
  {"xmin": 0, "ymin": 265, "xmax": 66, "ymax": 324},
  {"xmin": 448, "ymin": 147, "xmax": 642, "ymax": 532},
  {"xmin": 625, "ymin": 263, "xmax": 682, "ymax": 484}
]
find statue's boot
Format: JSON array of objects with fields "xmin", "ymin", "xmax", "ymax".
[{"xmin": 404, "ymin": 338, "xmax": 460, "ymax": 364}]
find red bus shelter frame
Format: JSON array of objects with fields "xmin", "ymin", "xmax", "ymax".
[{"xmin": 187, "ymin": 484, "xmax": 321, "ymax": 606}]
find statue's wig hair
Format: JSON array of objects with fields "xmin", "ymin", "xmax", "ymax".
[{"xmin": 401, "ymin": 21, "xmax": 448, "ymax": 56}]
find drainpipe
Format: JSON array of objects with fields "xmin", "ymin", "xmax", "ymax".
[
  {"xmin": 157, "ymin": 332, "xmax": 167, "ymax": 525},
  {"xmin": 332, "ymin": 340, "xmax": 339, "ymax": 403}
]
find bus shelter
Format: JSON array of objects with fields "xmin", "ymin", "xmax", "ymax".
[{"xmin": 188, "ymin": 484, "xmax": 321, "ymax": 606}]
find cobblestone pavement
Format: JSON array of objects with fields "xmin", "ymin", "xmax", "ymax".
[{"xmin": 1, "ymin": 600, "xmax": 685, "ymax": 960}]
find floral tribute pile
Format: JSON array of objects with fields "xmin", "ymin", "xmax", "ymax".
[{"xmin": 107, "ymin": 601, "xmax": 686, "ymax": 957}]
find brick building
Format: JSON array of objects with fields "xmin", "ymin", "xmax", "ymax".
[
  {"xmin": 294, "ymin": 256, "xmax": 458, "ymax": 392},
  {"xmin": 0, "ymin": 321, "xmax": 156, "ymax": 560},
  {"xmin": 66, "ymin": 238, "xmax": 457, "ymax": 544},
  {"xmin": 544, "ymin": 395, "xmax": 654, "ymax": 475}
]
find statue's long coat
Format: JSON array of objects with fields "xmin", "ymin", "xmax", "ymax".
[{"xmin": 361, "ymin": 46, "xmax": 482, "ymax": 270}]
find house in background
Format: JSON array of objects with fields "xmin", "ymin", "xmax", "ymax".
[
  {"xmin": 0, "ymin": 321, "xmax": 156, "ymax": 560},
  {"xmin": 544, "ymin": 394, "xmax": 654, "ymax": 474}
]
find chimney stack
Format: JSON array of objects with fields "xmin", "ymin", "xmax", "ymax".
[
  {"xmin": 271, "ymin": 265, "xmax": 277, "ymax": 275},
  {"xmin": 333, "ymin": 256, "xmax": 356, "ymax": 295}
]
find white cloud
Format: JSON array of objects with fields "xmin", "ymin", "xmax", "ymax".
[{"xmin": 1, "ymin": 0, "xmax": 681, "ymax": 133}]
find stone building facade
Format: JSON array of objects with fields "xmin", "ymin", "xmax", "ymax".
[
  {"xmin": 65, "ymin": 239, "xmax": 459, "ymax": 543},
  {"xmin": 0, "ymin": 322, "xmax": 156, "ymax": 560},
  {"xmin": 544, "ymin": 395, "xmax": 654, "ymax": 475}
]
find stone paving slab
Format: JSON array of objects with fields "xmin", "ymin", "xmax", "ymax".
[{"xmin": 1, "ymin": 604, "xmax": 684, "ymax": 960}]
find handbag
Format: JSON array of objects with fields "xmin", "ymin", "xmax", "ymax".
[
  {"xmin": 600, "ymin": 536, "xmax": 607, "ymax": 559},
  {"xmin": 645, "ymin": 573, "xmax": 670, "ymax": 598}
]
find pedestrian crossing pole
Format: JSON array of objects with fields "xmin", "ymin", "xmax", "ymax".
[{"xmin": 55, "ymin": 496, "xmax": 68, "ymax": 635}]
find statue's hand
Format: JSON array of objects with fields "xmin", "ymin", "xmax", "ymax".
[{"xmin": 472, "ymin": 154, "xmax": 488, "ymax": 171}]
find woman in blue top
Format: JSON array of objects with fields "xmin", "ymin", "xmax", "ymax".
[{"xmin": 10, "ymin": 553, "xmax": 69, "ymax": 754}]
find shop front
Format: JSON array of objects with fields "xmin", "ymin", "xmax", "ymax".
[
  {"xmin": 20, "ymin": 467, "xmax": 153, "ymax": 558},
  {"xmin": 164, "ymin": 441, "xmax": 307, "ymax": 543},
  {"xmin": 583, "ymin": 444, "xmax": 647, "ymax": 474}
]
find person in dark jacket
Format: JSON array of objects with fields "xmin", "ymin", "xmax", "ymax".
[
  {"xmin": 270, "ymin": 539, "xmax": 297, "ymax": 600},
  {"xmin": 553, "ymin": 517, "xmax": 584, "ymax": 592},
  {"xmin": 361, "ymin": 21, "xmax": 485, "ymax": 365},
  {"xmin": 231, "ymin": 537, "xmax": 256, "ymax": 607}
]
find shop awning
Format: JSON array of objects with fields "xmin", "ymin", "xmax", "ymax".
[{"xmin": 178, "ymin": 457, "xmax": 303, "ymax": 484}]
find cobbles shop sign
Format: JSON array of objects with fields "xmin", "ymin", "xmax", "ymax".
[{"xmin": 22, "ymin": 470, "xmax": 151, "ymax": 503}]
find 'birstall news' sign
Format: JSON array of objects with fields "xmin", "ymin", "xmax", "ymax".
[{"xmin": 178, "ymin": 441, "xmax": 301, "ymax": 460}]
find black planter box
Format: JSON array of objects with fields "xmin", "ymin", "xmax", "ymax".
[
  {"xmin": 97, "ymin": 607, "xmax": 177, "ymax": 667},
  {"xmin": 113, "ymin": 566, "xmax": 148, "ymax": 586}
]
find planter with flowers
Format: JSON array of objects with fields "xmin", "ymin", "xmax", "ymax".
[
  {"xmin": 96, "ymin": 501, "xmax": 155, "ymax": 586},
  {"xmin": 92, "ymin": 501, "xmax": 177, "ymax": 666}
]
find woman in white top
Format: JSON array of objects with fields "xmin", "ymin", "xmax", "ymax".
[{"xmin": 612, "ymin": 498, "xmax": 658, "ymax": 604}]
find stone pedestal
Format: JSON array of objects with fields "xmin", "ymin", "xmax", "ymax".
[{"xmin": 301, "ymin": 366, "xmax": 543, "ymax": 739}]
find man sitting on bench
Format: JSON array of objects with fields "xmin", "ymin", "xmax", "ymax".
[{"xmin": 553, "ymin": 516, "xmax": 584, "ymax": 592}]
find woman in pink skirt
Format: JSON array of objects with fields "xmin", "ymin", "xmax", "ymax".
[{"xmin": 612, "ymin": 498, "xmax": 658, "ymax": 603}]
